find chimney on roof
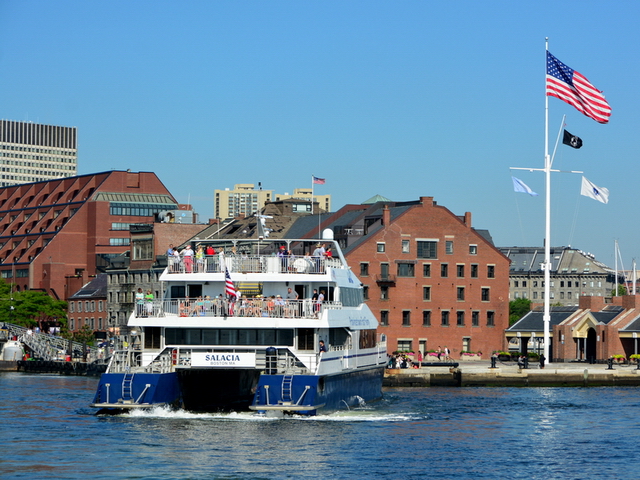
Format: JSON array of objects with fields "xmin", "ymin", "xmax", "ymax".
[
  {"xmin": 464, "ymin": 211, "xmax": 472, "ymax": 226},
  {"xmin": 420, "ymin": 196, "xmax": 434, "ymax": 206},
  {"xmin": 382, "ymin": 204, "xmax": 390, "ymax": 226}
]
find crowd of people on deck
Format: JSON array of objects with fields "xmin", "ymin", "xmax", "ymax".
[
  {"xmin": 135, "ymin": 285, "xmax": 327, "ymax": 319},
  {"xmin": 165, "ymin": 242, "xmax": 334, "ymax": 274}
]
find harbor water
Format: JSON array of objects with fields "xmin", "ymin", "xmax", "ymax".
[{"xmin": 1, "ymin": 372, "xmax": 638, "ymax": 479}]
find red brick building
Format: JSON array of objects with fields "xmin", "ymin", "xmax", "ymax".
[
  {"xmin": 0, "ymin": 170, "xmax": 183, "ymax": 301},
  {"xmin": 509, "ymin": 294, "xmax": 640, "ymax": 362},
  {"xmin": 309, "ymin": 196, "xmax": 511, "ymax": 357}
]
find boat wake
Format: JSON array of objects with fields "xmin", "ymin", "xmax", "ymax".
[{"xmin": 120, "ymin": 404, "xmax": 422, "ymax": 422}]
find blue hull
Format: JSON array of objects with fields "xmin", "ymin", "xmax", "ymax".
[
  {"xmin": 252, "ymin": 366, "xmax": 385, "ymax": 414},
  {"xmin": 91, "ymin": 372, "xmax": 181, "ymax": 410}
]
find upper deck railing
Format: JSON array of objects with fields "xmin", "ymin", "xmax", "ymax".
[
  {"xmin": 135, "ymin": 298, "xmax": 341, "ymax": 320},
  {"xmin": 167, "ymin": 254, "xmax": 343, "ymax": 275}
]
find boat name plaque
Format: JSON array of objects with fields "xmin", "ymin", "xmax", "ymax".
[
  {"xmin": 349, "ymin": 317, "xmax": 372, "ymax": 327},
  {"xmin": 191, "ymin": 352, "xmax": 256, "ymax": 368}
]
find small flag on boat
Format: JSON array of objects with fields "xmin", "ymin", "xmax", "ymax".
[
  {"xmin": 581, "ymin": 176, "xmax": 609, "ymax": 204},
  {"xmin": 312, "ymin": 176, "xmax": 325, "ymax": 185},
  {"xmin": 512, "ymin": 177, "xmax": 539, "ymax": 196},
  {"xmin": 563, "ymin": 130, "xmax": 583, "ymax": 149},
  {"xmin": 546, "ymin": 51, "xmax": 611, "ymax": 124},
  {"xmin": 225, "ymin": 266, "xmax": 236, "ymax": 298}
]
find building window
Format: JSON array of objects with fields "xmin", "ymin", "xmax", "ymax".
[
  {"xmin": 380, "ymin": 263, "xmax": 390, "ymax": 280},
  {"xmin": 471, "ymin": 264, "xmax": 478, "ymax": 278},
  {"xmin": 457, "ymin": 311, "xmax": 465, "ymax": 326},
  {"xmin": 457, "ymin": 264, "xmax": 464, "ymax": 278},
  {"xmin": 402, "ymin": 240, "xmax": 410, "ymax": 253},
  {"xmin": 445, "ymin": 240, "xmax": 454, "ymax": 255},
  {"xmin": 78, "ymin": 302, "xmax": 82, "ymax": 313},
  {"xmin": 487, "ymin": 265, "xmax": 495, "ymax": 278},
  {"xmin": 423, "ymin": 286, "xmax": 431, "ymax": 301},
  {"xmin": 363, "ymin": 286, "xmax": 369, "ymax": 300},
  {"xmin": 469, "ymin": 245, "xmax": 477, "ymax": 255},
  {"xmin": 360, "ymin": 263, "xmax": 369, "ymax": 276},
  {"xmin": 70, "ymin": 302, "xmax": 74, "ymax": 313},
  {"xmin": 560, "ymin": 292, "xmax": 565, "ymax": 299},
  {"xmin": 110, "ymin": 238, "xmax": 131, "ymax": 246},
  {"xmin": 514, "ymin": 292, "xmax": 520, "ymax": 299},
  {"xmin": 441, "ymin": 264, "xmax": 448, "ymax": 278},
  {"xmin": 417, "ymin": 241, "xmax": 437, "ymax": 259},
  {"xmin": 381, "ymin": 285, "xmax": 389, "ymax": 300},
  {"xmin": 533, "ymin": 281, "xmax": 538, "ymax": 287},
  {"xmin": 98, "ymin": 301, "xmax": 103, "ymax": 312},
  {"xmin": 457, "ymin": 287, "xmax": 465, "ymax": 301},
  {"xmin": 514, "ymin": 280, "xmax": 519, "ymax": 287},
  {"xmin": 487, "ymin": 311, "xmax": 495, "ymax": 326},
  {"xmin": 567, "ymin": 292, "xmax": 572, "ymax": 300},
  {"xmin": 441, "ymin": 311, "xmax": 449, "ymax": 326},
  {"xmin": 481, "ymin": 288, "xmax": 490, "ymax": 301},
  {"xmin": 423, "ymin": 264, "xmax": 431, "ymax": 277},
  {"xmin": 397, "ymin": 263, "xmax": 415, "ymax": 277},
  {"xmin": 422, "ymin": 310, "xmax": 431, "ymax": 326},
  {"xmin": 533, "ymin": 291, "xmax": 538, "ymax": 299},
  {"xmin": 402, "ymin": 311, "xmax": 411, "ymax": 326},
  {"xmin": 377, "ymin": 242, "xmax": 385, "ymax": 253},
  {"xmin": 471, "ymin": 311, "xmax": 479, "ymax": 326},
  {"xmin": 133, "ymin": 238, "xmax": 153, "ymax": 261},
  {"xmin": 380, "ymin": 310, "xmax": 389, "ymax": 326},
  {"xmin": 397, "ymin": 339, "xmax": 412, "ymax": 352},
  {"xmin": 522, "ymin": 281, "xmax": 527, "ymax": 287}
]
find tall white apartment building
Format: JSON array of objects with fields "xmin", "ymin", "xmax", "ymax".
[
  {"xmin": 214, "ymin": 184, "xmax": 273, "ymax": 219},
  {"xmin": 0, "ymin": 120, "xmax": 78, "ymax": 187}
]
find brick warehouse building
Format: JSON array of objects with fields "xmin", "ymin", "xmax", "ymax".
[
  {"xmin": 293, "ymin": 196, "xmax": 509, "ymax": 357},
  {"xmin": 0, "ymin": 170, "xmax": 183, "ymax": 302}
]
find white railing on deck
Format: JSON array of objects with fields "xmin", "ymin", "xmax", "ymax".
[
  {"xmin": 135, "ymin": 299, "xmax": 340, "ymax": 320},
  {"xmin": 167, "ymin": 255, "xmax": 343, "ymax": 275}
]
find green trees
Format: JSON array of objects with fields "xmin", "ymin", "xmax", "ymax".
[
  {"xmin": 0, "ymin": 280, "xmax": 67, "ymax": 331},
  {"xmin": 509, "ymin": 298, "xmax": 532, "ymax": 326}
]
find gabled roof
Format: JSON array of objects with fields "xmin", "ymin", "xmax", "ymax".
[
  {"xmin": 68, "ymin": 273, "xmax": 107, "ymax": 299},
  {"xmin": 508, "ymin": 306, "xmax": 578, "ymax": 332}
]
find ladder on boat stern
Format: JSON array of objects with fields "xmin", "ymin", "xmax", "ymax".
[
  {"xmin": 122, "ymin": 373, "xmax": 135, "ymax": 402},
  {"xmin": 281, "ymin": 375, "xmax": 293, "ymax": 403}
]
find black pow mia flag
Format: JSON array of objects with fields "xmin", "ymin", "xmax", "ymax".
[{"xmin": 563, "ymin": 129, "xmax": 583, "ymax": 149}]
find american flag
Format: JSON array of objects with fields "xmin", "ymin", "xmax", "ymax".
[
  {"xmin": 312, "ymin": 176, "xmax": 325, "ymax": 185},
  {"xmin": 546, "ymin": 51, "xmax": 611, "ymax": 124},
  {"xmin": 225, "ymin": 266, "xmax": 236, "ymax": 298}
]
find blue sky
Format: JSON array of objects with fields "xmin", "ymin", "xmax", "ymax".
[{"xmin": 1, "ymin": 1, "xmax": 639, "ymax": 269}]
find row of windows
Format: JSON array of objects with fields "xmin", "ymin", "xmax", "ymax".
[
  {"xmin": 513, "ymin": 280, "xmax": 603, "ymax": 288},
  {"xmin": 365, "ymin": 285, "xmax": 491, "ymax": 302},
  {"xmin": 110, "ymin": 238, "xmax": 130, "ymax": 246},
  {"xmin": 109, "ymin": 203, "xmax": 167, "ymax": 217},
  {"xmin": 108, "ymin": 272, "xmax": 159, "ymax": 285},
  {"xmin": 380, "ymin": 310, "xmax": 495, "ymax": 327},
  {"xmin": 376, "ymin": 240, "xmax": 479, "ymax": 258},
  {"xmin": 361, "ymin": 262, "xmax": 495, "ymax": 279},
  {"xmin": 0, "ymin": 144, "xmax": 77, "ymax": 155},
  {"xmin": 68, "ymin": 317, "xmax": 104, "ymax": 331},
  {"xmin": 514, "ymin": 291, "xmax": 604, "ymax": 300},
  {"xmin": 69, "ymin": 300, "xmax": 104, "ymax": 313}
]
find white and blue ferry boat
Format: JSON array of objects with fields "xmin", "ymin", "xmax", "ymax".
[{"xmin": 91, "ymin": 237, "xmax": 387, "ymax": 414}]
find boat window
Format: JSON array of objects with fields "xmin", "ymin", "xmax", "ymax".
[
  {"xmin": 165, "ymin": 328, "xmax": 294, "ymax": 346},
  {"xmin": 340, "ymin": 287, "xmax": 363, "ymax": 307},
  {"xmin": 329, "ymin": 328, "xmax": 349, "ymax": 347}
]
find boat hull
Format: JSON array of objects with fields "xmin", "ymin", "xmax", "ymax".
[
  {"xmin": 91, "ymin": 372, "xmax": 181, "ymax": 411},
  {"xmin": 251, "ymin": 365, "xmax": 385, "ymax": 414}
]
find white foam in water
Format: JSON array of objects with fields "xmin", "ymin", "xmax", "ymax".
[{"xmin": 123, "ymin": 405, "xmax": 419, "ymax": 422}]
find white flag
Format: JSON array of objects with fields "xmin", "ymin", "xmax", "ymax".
[
  {"xmin": 581, "ymin": 176, "xmax": 609, "ymax": 204},
  {"xmin": 512, "ymin": 176, "xmax": 539, "ymax": 196}
]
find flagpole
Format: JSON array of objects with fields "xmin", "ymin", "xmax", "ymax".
[
  {"xmin": 543, "ymin": 37, "xmax": 551, "ymax": 366},
  {"xmin": 311, "ymin": 175, "xmax": 314, "ymax": 215}
]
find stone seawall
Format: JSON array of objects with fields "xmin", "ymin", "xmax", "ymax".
[{"xmin": 384, "ymin": 363, "xmax": 640, "ymax": 387}]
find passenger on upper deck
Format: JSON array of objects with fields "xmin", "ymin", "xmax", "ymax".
[{"xmin": 319, "ymin": 340, "xmax": 327, "ymax": 353}]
